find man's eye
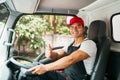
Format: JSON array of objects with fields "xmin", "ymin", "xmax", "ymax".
[{"xmin": 76, "ymin": 26, "xmax": 82, "ymax": 28}]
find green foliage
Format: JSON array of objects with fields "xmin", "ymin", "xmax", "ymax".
[
  {"xmin": 0, "ymin": 4, "xmax": 9, "ymax": 23},
  {"xmin": 15, "ymin": 15, "xmax": 50, "ymax": 51},
  {"xmin": 15, "ymin": 15, "xmax": 70, "ymax": 51},
  {"xmin": 57, "ymin": 26, "xmax": 70, "ymax": 35}
]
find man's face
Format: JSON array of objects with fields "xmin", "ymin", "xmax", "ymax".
[{"xmin": 70, "ymin": 23, "xmax": 85, "ymax": 38}]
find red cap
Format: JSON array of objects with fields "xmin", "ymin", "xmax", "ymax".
[{"xmin": 66, "ymin": 16, "xmax": 84, "ymax": 26}]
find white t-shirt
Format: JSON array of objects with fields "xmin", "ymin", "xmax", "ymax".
[{"xmin": 63, "ymin": 38, "xmax": 97, "ymax": 75}]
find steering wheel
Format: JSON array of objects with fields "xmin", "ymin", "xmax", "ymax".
[
  {"xmin": 7, "ymin": 46, "xmax": 64, "ymax": 78},
  {"xmin": 8, "ymin": 56, "xmax": 38, "ymax": 69},
  {"xmin": 8, "ymin": 56, "xmax": 55, "ymax": 69},
  {"xmin": 7, "ymin": 55, "xmax": 53, "ymax": 78}
]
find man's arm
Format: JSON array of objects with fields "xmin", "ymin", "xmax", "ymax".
[
  {"xmin": 45, "ymin": 50, "xmax": 89, "ymax": 71},
  {"xmin": 28, "ymin": 50, "xmax": 89, "ymax": 75}
]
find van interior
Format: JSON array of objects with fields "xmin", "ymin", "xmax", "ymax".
[{"xmin": 0, "ymin": 0, "xmax": 120, "ymax": 80}]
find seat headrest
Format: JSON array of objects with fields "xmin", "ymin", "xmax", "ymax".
[{"xmin": 88, "ymin": 20, "xmax": 106, "ymax": 43}]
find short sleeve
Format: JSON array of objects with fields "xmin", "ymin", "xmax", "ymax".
[{"xmin": 79, "ymin": 40, "xmax": 97, "ymax": 57}]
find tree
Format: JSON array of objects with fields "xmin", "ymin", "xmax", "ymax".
[
  {"xmin": 15, "ymin": 15, "xmax": 50, "ymax": 53},
  {"xmin": 15, "ymin": 15, "xmax": 70, "ymax": 54}
]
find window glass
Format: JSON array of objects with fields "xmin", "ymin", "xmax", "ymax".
[
  {"xmin": 111, "ymin": 13, "xmax": 120, "ymax": 42},
  {"xmin": 13, "ymin": 15, "xmax": 73, "ymax": 60},
  {"xmin": 0, "ymin": 4, "xmax": 9, "ymax": 38}
]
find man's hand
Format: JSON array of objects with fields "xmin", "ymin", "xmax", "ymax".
[
  {"xmin": 45, "ymin": 44, "xmax": 53, "ymax": 58},
  {"xmin": 45, "ymin": 44, "xmax": 57, "ymax": 60},
  {"xmin": 28, "ymin": 64, "xmax": 47, "ymax": 75}
]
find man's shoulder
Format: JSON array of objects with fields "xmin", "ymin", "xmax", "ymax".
[
  {"xmin": 84, "ymin": 38, "xmax": 95, "ymax": 43},
  {"xmin": 82, "ymin": 38, "xmax": 96, "ymax": 46}
]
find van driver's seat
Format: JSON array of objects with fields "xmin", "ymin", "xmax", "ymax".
[{"xmin": 88, "ymin": 20, "xmax": 110, "ymax": 80}]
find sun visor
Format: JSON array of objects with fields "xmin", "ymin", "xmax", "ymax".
[
  {"xmin": 36, "ymin": 0, "xmax": 96, "ymax": 15},
  {"xmin": 6, "ymin": 0, "xmax": 40, "ymax": 13}
]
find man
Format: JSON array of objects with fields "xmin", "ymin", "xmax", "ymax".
[{"xmin": 28, "ymin": 16, "xmax": 97, "ymax": 80}]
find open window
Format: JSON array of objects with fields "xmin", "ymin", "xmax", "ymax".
[{"xmin": 12, "ymin": 14, "xmax": 73, "ymax": 60}]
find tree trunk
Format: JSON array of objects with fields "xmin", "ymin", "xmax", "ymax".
[{"xmin": 50, "ymin": 15, "xmax": 57, "ymax": 34}]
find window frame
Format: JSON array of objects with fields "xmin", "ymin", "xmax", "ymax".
[{"xmin": 111, "ymin": 12, "xmax": 120, "ymax": 43}]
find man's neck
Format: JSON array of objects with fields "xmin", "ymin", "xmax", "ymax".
[{"xmin": 74, "ymin": 36, "xmax": 86, "ymax": 46}]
